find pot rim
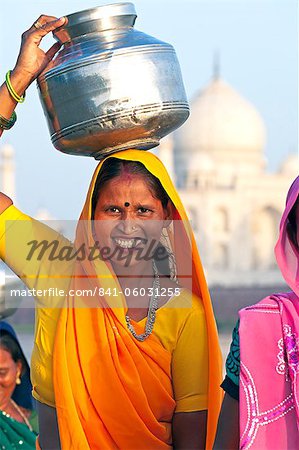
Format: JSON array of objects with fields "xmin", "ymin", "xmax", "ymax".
[{"xmin": 65, "ymin": 2, "xmax": 136, "ymax": 25}]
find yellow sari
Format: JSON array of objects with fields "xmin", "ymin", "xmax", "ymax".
[{"xmin": 53, "ymin": 150, "xmax": 222, "ymax": 449}]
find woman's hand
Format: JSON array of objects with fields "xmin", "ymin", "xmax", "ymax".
[
  {"xmin": 0, "ymin": 15, "xmax": 67, "ymax": 136},
  {"xmin": 12, "ymin": 15, "xmax": 67, "ymax": 88}
]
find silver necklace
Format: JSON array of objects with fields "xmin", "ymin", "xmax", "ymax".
[{"xmin": 125, "ymin": 261, "xmax": 160, "ymax": 342}]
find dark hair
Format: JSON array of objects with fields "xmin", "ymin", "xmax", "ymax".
[
  {"xmin": 287, "ymin": 196, "xmax": 298, "ymax": 249},
  {"xmin": 0, "ymin": 333, "xmax": 25, "ymax": 371},
  {"xmin": 92, "ymin": 158, "xmax": 170, "ymax": 215},
  {"xmin": 91, "ymin": 158, "xmax": 173, "ymax": 277}
]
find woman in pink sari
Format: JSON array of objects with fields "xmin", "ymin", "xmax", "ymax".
[{"xmin": 214, "ymin": 176, "xmax": 299, "ymax": 449}]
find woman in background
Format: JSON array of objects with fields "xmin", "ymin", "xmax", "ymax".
[
  {"xmin": 214, "ymin": 176, "xmax": 299, "ymax": 449},
  {"xmin": 0, "ymin": 321, "xmax": 38, "ymax": 449}
]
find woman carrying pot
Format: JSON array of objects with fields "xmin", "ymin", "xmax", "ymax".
[
  {"xmin": 0, "ymin": 15, "xmax": 222, "ymax": 450},
  {"xmin": 214, "ymin": 177, "xmax": 299, "ymax": 449}
]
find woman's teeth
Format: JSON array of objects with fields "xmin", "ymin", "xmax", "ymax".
[{"xmin": 114, "ymin": 238, "xmax": 142, "ymax": 249}]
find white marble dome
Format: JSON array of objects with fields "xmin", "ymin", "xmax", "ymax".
[
  {"xmin": 187, "ymin": 152, "xmax": 214, "ymax": 173},
  {"xmin": 175, "ymin": 78, "xmax": 266, "ymax": 158}
]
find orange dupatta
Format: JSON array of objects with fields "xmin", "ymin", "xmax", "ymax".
[{"xmin": 53, "ymin": 150, "xmax": 222, "ymax": 449}]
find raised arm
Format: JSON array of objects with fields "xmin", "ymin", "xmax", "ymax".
[
  {"xmin": 0, "ymin": 15, "xmax": 66, "ymax": 137},
  {"xmin": 0, "ymin": 15, "xmax": 73, "ymax": 303}
]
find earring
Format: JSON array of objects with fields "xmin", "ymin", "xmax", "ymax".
[
  {"xmin": 159, "ymin": 235, "xmax": 179, "ymax": 283},
  {"xmin": 167, "ymin": 249, "xmax": 178, "ymax": 283},
  {"xmin": 16, "ymin": 373, "xmax": 21, "ymax": 385}
]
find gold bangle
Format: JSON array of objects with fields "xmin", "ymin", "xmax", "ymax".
[{"xmin": 5, "ymin": 70, "xmax": 26, "ymax": 103}]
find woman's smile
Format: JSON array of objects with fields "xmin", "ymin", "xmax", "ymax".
[
  {"xmin": 113, "ymin": 237, "xmax": 146, "ymax": 249},
  {"xmin": 93, "ymin": 174, "xmax": 171, "ymax": 270}
]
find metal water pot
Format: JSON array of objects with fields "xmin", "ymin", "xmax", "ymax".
[{"xmin": 37, "ymin": 2, "xmax": 189, "ymax": 159}]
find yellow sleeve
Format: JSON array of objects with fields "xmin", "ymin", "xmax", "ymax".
[
  {"xmin": 0, "ymin": 205, "xmax": 73, "ymax": 307},
  {"xmin": 0, "ymin": 205, "xmax": 25, "ymax": 252},
  {"xmin": 172, "ymin": 296, "xmax": 209, "ymax": 413}
]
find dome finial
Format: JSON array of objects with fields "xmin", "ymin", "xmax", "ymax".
[{"xmin": 213, "ymin": 50, "xmax": 220, "ymax": 80}]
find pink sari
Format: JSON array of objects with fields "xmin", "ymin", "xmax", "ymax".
[{"xmin": 239, "ymin": 176, "xmax": 299, "ymax": 449}]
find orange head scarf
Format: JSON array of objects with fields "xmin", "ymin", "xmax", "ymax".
[{"xmin": 53, "ymin": 150, "xmax": 222, "ymax": 449}]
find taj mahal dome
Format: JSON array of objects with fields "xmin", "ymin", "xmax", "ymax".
[{"xmin": 158, "ymin": 74, "xmax": 298, "ymax": 287}]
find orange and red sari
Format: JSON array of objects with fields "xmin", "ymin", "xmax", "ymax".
[{"xmin": 53, "ymin": 150, "xmax": 222, "ymax": 449}]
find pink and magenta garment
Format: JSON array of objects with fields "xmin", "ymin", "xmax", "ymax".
[{"xmin": 239, "ymin": 176, "xmax": 299, "ymax": 449}]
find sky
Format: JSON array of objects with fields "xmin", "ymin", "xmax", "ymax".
[{"xmin": 0, "ymin": 0, "xmax": 297, "ymax": 219}]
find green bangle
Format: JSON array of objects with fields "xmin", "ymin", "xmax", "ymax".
[
  {"xmin": 0, "ymin": 111, "xmax": 17, "ymax": 130},
  {"xmin": 5, "ymin": 70, "xmax": 26, "ymax": 103}
]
